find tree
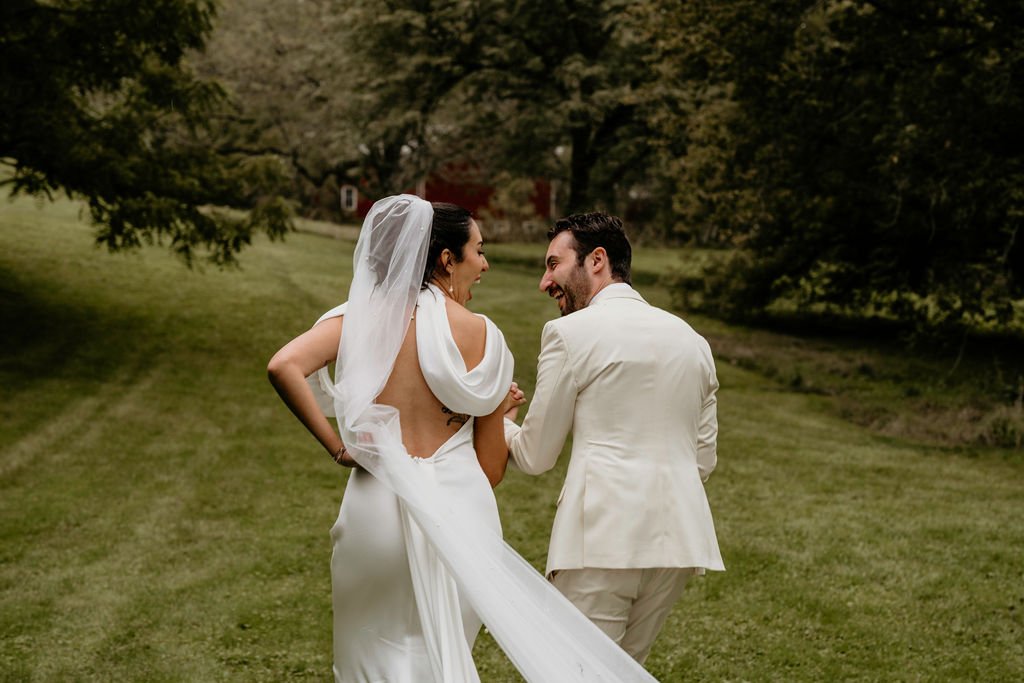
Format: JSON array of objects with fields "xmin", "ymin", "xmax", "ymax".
[
  {"xmin": 658, "ymin": 0, "xmax": 1024, "ymax": 331},
  {"xmin": 195, "ymin": 0, "xmax": 362, "ymax": 221},
  {"xmin": 1, "ymin": 0, "xmax": 290, "ymax": 265},
  {"xmin": 332, "ymin": 0, "xmax": 673, "ymax": 216},
  {"xmin": 195, "ymin": 0, "xmax": 470, "ymax": 218}
]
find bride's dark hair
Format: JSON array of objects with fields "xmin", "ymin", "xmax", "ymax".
[{"xmin": 422, "ymin": 202, "xmax": 472, "ymax": 288}]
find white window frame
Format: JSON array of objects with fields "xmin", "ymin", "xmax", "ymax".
[{"xmin": 340, "ymin": 184, "xmax": 358, "ymax": 213}]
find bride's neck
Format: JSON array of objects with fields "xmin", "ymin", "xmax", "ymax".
[{"xmin": 429, "ymin": 275, "xmax": 464, "ymax": 305}]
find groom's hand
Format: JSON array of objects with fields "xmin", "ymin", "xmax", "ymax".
[{"xmin": 503, "ymin": 382, "xmax": 526, "ymax": 421}]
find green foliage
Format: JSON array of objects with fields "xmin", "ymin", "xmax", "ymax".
[
  {"xmin": 657, "ymin": 0, "xmax": 1024, "ymax": 332},
  {"xmin": 196, "ymin": 0, "xmax": 362, "ymax": 220},
  {"xmin": 0, "ymin": 0, "xmax": 292, "ymax": 265},
  {"xmin": 325, "ymin": 0, "xmax": 677, "ymax": 215}
]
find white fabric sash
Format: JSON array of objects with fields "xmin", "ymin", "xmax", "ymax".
[
  {"xmin": 308, "ymin": 286, "xmax": 514, "ymax": 420},
  {"xmin": 416, "ymin": 284, "xmax": 513, "ymax": 415}
]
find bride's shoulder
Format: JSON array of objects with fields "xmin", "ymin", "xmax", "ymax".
[
  {"xmin": 444, "ymin": 299, "xmax": 486, "ymax": 338},
  {"xmin": 441, "ymin": 299, "xmax": 489, "ymax": 368}
]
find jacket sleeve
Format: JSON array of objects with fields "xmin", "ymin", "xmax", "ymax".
[
  {"xmin": 505, "ymin": 322, "xmax": 578, "ymax": 475},
  {"xmin": 696, "ymin": 339, "xmax": 719, "ymax": 482}
]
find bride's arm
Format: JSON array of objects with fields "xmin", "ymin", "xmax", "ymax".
[
  {"xmin": 475, "ymin": 403, "xmax": 510, "ymax": 487},
  {"xmin": 267, "ymin": 317, "xmax": 357, "ymax": 467}
]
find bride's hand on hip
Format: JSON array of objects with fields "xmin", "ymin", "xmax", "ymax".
[{"xmin": 332, "ymin": 444, "xmax": 363, "ymax": 469}]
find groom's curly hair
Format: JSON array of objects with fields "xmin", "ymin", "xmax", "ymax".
[{"xmin": 548, "ymin": 212, "xmax": 632, "ymax": 285}]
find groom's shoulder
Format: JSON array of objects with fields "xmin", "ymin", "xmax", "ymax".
[
  {"xmin": 540, "ymin": 304, "xmax": 623, "ymax": 347},
  {"xmin": 538, "ymin": 311, "xmax": 586, "ymax": 347},
  {"xmin": 649, "ymin": 305, "xmax": 709, "ymax": 346},
  {"xmin": 594, "ymin": 299, "xmax": 706, "ymax": 342},
  {"xmin": 648, "ymin": 302, "xmax": 696, "ymax": 330}
]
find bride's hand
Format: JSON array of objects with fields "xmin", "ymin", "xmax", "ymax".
[
  {"xmin": 502, "ymin": 382, "xmax": 526, "ymax": 421},
  {"xmin": 332, "ymin": 444, "xmax": 362, "ymax": 469}
]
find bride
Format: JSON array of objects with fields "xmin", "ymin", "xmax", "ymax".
[{"xmin": 268, "ymin": 195, "xmax": 656, "ymax": 682}]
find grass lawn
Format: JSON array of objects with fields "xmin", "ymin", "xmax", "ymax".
[{"xmin": 1, "ymin": 197, "xmax": 1022, "ymax": 681}]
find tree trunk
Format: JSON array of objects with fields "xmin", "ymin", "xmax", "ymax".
[{"xmin": 567, "ymin": 126, "xmax": 592, "ymax": 214}]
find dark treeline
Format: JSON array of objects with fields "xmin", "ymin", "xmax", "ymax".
[{"xmin": 3, "ymin": 0, "xmax": 1021, "ymax": 331}]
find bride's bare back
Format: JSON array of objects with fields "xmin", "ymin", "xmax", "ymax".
[
  {"xmin": 268, "ymin": 296, "xmax": 508, "ymax": 485},
  {"xmin": 377, "ymin": 298, "xmax": 487, "ymax": 459}
]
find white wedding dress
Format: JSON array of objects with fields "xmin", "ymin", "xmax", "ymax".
[{"xmin": 315, "ymin": 285, "xmax": 509, "ymax": 681}]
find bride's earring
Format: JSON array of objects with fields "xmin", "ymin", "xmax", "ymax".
[{"xmin": 447, "ymin": 262, "xmax": 454, "ymax": 294}]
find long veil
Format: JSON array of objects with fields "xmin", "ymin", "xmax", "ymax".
[{"xmin": 327, "ymin": 195, "xmax": 657, "ymax": 682}]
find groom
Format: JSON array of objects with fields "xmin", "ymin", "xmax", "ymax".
[{"xmin": 504, "ymin": 212, "xmax": 724, "ymax": 664}]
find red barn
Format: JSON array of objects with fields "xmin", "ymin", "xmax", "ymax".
[{"xmin": 341, "ymin": 169, "xmax": 553, "ymax": 224}]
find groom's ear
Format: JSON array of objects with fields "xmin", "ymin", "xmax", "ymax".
[{"xmin": 588, "ymin": 247, "xmax": 609, "ymax": 274}]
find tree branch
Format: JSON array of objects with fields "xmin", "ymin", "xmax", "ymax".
[{"xmin": 862, "ymin": 0, "xmax": 981, "ymax": 32}]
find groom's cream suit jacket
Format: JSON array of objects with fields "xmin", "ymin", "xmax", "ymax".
[{"xmin": 505, "ymin": 284, "xmax": 724, "ymax": 577}]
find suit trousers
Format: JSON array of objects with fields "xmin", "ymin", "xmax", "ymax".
[{"xmin": 551, "ymin": 567, "xmax": 691, "ymax": 664}]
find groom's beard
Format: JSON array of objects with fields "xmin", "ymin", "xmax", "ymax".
[{"xmin": 554, "ymin": 266, "xmax": 590, "ymax": 316}]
